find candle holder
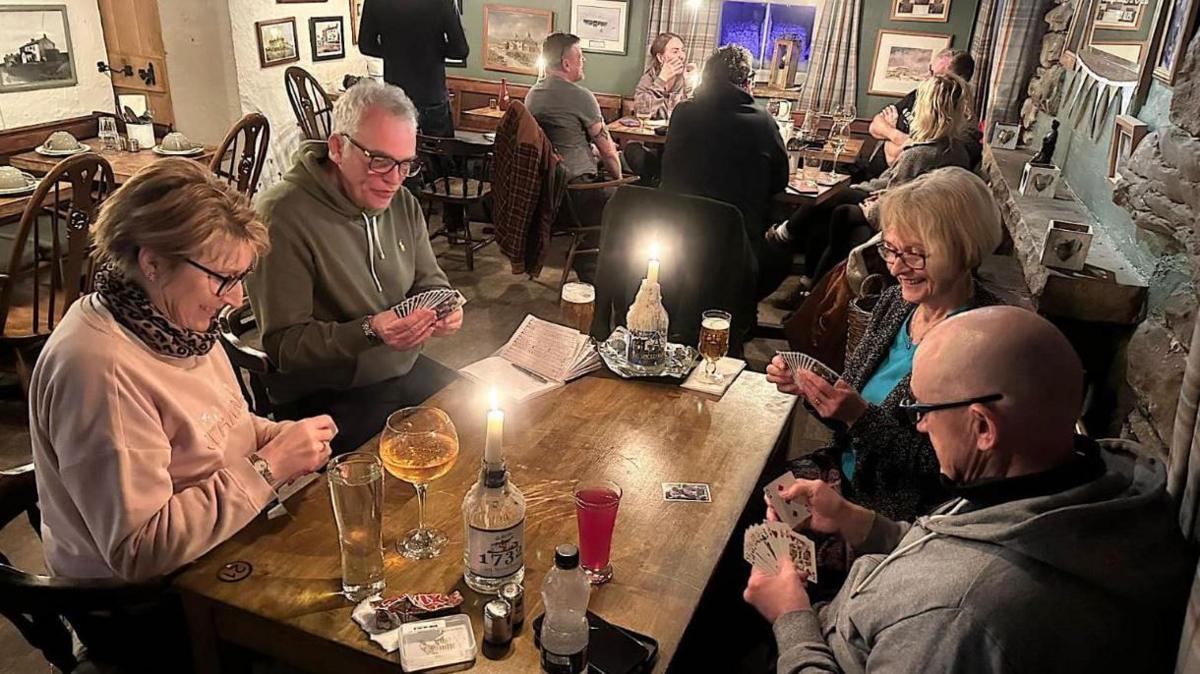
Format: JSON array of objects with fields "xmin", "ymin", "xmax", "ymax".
[{"xmin": 625, "ymin": 279, "xmax": 668, "ymax": 368}]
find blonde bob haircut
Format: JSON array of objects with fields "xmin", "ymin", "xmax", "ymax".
[
  {"xmin": 92, "ymin": 158, "xmax": 268, "ymax": 275},
  {"xmin": 879, "ymin": 166, "xmax": 1002, "ymax": 276},
  {"xmin": 909, "ymin": 73, "xmax": 969, "ymax": 143}
]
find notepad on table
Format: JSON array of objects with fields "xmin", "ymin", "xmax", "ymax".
[{"xmin": 459, "ymin": 314, "xmax": 601, "ymax": 402}]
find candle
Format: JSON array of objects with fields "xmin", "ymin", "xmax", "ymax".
[
  {"xmin": 536, "ymin": 56, "xmax": 546, "ymax": 81},
  {"xmin": 485, "ymin": 388, "xmax": 503, "ymax": 464},
  {"xmin": 648, "ymin": 243, "xmax": 660, "ymax": 285}
]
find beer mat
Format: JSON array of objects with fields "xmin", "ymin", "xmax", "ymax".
[{"xmin": 681, "ymin": 357, "xmax": 746, "ymax": 397}]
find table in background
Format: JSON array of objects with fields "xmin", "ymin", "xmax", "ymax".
[
  {"xmin": 176, "ymin": 374, "xmax": 795, "ymax": 674},
  {"xmin": 9, "ymin": 139, "xmax": 217, "ymax": 184},
  {"xmin": 462, "ymin": 105, "xmax": 506, "ymax": 128},
  {"xmin": 608, "ymin": 120, "xmax": 666, "ymax": 147},
  {"xmin": 0, "ymin": 186, "xmax": 72, "ymax": 222},
  {"xmin": 775, "ymin": 173, "xmax": 852, "ymax": 207}
]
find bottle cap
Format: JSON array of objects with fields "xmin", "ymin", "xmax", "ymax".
[
  {"xmin": 554, "ymin": 544, "xmax": 580, "ymax": 570},
  {"xmin": 483, "ymin": 599, "xmax": 513, "ymax": 645},
  {"xmin": 499, "ymin": 582, "xmax": 524, "ymax": 626}
]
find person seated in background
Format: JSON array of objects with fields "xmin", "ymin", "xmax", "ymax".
[
  {"xmin": 29, "ymin": 160, "xmax": 335, "ymax": 667},
  {"xmin": 769, "ymin": 73, "xmax": 973, "ymax": 285},
  {"xmin": 661, "ymin": 44, "xmax": 791, "ymax": 299},
  {"xmin": 249, "ymin": 80, "xmax": 462, "ymax": 454},
  {"xmin": 868, "ymin": 48, "xmax": 978, "ymax": 172},
  {"xmin": 768, "ymin": 168, "xmax": 1003, "ymax": 526},
  {"xmin": 747, "ymin": 306, "xmax": 1194, "ymax": 674},
  {"xmin": 624, "ymin": 32, "xmax": 696, "ymax": 185}
]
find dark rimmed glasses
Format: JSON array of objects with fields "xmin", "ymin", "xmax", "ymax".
[
  {"xmin": 341, "ymin": 134, "xmax": 423, "ymax": 176},
  {"xmin": 184, "ymin": 258, "xmax": 253, "ymax": 297},
  {"xmin": 876, "ymin": 241, "xmax": 928, "ymax": 270},
  {"xmin": 899, "ymin": 393, "xmax": 1004, "ymax": 425}
]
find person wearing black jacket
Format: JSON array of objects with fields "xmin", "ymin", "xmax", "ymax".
[
  {"xmin": 661, "ymin": 45, "xmax": 790, "ymax": 299},
  {"xmin": 358, "ymin": 0, "xmax": 468, "ymax": 137}
]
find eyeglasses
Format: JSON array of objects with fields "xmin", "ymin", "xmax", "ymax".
[
  {"xmin": 876, "ymin": 241, "xmax": 928, "ymax": 270},
  {"xmin": 184, "ymin": 258, "xmax": 254, "ymax": 297},
  {"xmin": 899, "ymin": 393, "xmax": 1004, "ymax": 425},
  {"xmin": 341, "ymin": 134, "xmax": 423, "ymax": 176}
]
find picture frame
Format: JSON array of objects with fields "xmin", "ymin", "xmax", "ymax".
[
  {"xmin": 1108, "ymin": 114, "xmax": 1148, "ymax": 182},
  {"xmin": 1093, "ymin": 0, "xmax": 1144, "ymax": 30},
  {"xmin": 890, "ymin": 0, "xmax": 951, "ymax": 23},
  {"xmin": 483, "ymin": 4, "xmax": 554, "ymax": 76},
  {"xmin": 1153, "ymin": 0, "xmax": 1199, "ymax": 84},
  {"xmin": 571, "ymin": 0, "xmax": 628, "ymax": 55},
  {"xmin": 1020, "ymin": 162, "xmax": 1061, "ymax": 199},
  {"xmin": 309, "ymin": 16, "xmax": 345, "ymax": 61},
  {"xmin": 447, "ymin": 0, "xmax": 466, "ymax": 68},
  {"xmin": 1040, "ymin": 220, "xmax": 1094, "ymax": 272},
  {"xmin": 255, "ymin": 17, "xmax": 300, "ymax": 68},
  {"xmin": 1091, "ymin": 41, "xmax": 1144, "ymax": 63},
  {"xmin": 348, "ymin": 0, "xmax": 364, "ymax": 45},
  {"xmin": 867, "ymin": 30, "xmax": 952, "ymax": 97},
  {"xmin": 991, "ymin": 122, "xmax": 1021, "ymax": 149},
  {"xmin": 0, "ymin": 5, "xmax": 78, "ymax": 94}
]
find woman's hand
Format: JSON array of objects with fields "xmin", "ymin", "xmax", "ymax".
[
  {"xmin": 766, "ymin": 355, "xmax": 800, "ymax": 395},
  {"xmin": 256, "ymin": 415, "xmax": 338, "ymax": 484},
  {"xmin": 797, "ymin": 370, "xmax": 868, "ymax": 425},
  {"xmin": 432, "ymin": 308, "xmax": 463, "ymax": 337}
]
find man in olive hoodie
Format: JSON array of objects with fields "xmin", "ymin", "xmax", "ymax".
[
  {"xmin": 746, "ymin": 306, "xmax": 1193, "ymax": 673},
  {"xmin": 249, "ymin": 80, "xmax": 462, "ymax": 452}
]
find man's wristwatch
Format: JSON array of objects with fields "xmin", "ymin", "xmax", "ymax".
[
  {"xmin": 248, "ymin": 452, "xmax": 275, "ymax": 485},
  {"xmin": 361, "ymin": 315, "xmax": 381, "ymax": 345}
]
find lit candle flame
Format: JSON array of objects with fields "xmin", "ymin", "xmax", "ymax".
[
  {"xmin": 650, "ymin": 242, "xmax": 660, "ymax": 261},
  {"xmin": 490, "ymin": 387, "xmax": 499, "ymax": 411}
]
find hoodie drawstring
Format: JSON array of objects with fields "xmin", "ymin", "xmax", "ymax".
[
  {"xmin": 850, "ymin": 499, "xmax": 969, "ymax": 598},
  {"xmin": 363, "ymin": 213, "xmax": 384, "ymax": 293}
]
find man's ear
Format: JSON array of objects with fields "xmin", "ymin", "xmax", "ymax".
[
  {"xmin": 971, "ymin": 404, "xmax": 998, "ymax": 453},
  {"xmin": 328, "ymin": 133, "xmax": 345, "ymax": 167}
]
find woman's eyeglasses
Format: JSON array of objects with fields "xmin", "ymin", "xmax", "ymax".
[
  {"xmin": 341, "ymin": 134, "xmax": 423, "ymax": 176},
  {"xmin": 899, "ymin": 393, "xmax": 1004, "ymax": 425},
  {"xmin": 876, "ymin": 242, "xmax": 928, "ymax": 270},
  {"xmin": 184, "ymin": 258, "xmax": 254, "ymax": 297}
]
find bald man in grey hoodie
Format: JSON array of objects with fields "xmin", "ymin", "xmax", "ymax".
[{"xmin": 746, "ymin": 306, "xmax": 1193, "ymax": 673}]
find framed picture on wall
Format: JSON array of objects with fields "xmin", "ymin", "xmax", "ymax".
[
  {"xmin": 571, "ymin": 0, "xmax": 629, "ymax": 55},
  {"xmin": 310, "ymin": 16, "xmax": 345, "ymax": 61},
  {"xmin": 447, "ymin": 0, "xmax": 466, "ymax": 68},
  {"xmin": 483, "ymin": 4, "xmax": 554, "ymax": 75},
  {"xmin": 0, "ymin": 5, "xmax": 78, "ymax": 93},
  {"xmin": 349, "ymin": 0, "xmax": 365, "ymax": 44},
  {"xmin": 1093, "ymin": 0, "xmax": 1144, "ymax": 30},
  {"xmin": 255, "ymin": 17, "xmax": 300, "ymax": 68},
  {"xmin": 1092, "ymin": 41, "xmax": 1143, "ymax": 63},
  {"xmin": 890, "ymin": 0, "xmax": 951, "ymax": 23},
  {"xmin": 867, "ymin": 30, "xmax": 952, "ymax": 97},
  {"xmin": 1108, "ymin": 114, "xmax": 1148, "ymax": 182},
  {"xmin": 1153, "ymin": 0, "xmax": 1199, "ymax": 84}
]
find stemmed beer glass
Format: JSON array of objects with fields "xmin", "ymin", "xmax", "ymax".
[{"xmin": 380, "ymin": 407, "xmax": 460, "ymax": 559}]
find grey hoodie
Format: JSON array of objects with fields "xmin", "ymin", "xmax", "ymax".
[
  {"xmin": 775, "ymin": 440, "xmax": 1193, "ymax": 673},
  {"xmin": 248, "ymin": 141, "xmax": 449, "ymax": 404}
]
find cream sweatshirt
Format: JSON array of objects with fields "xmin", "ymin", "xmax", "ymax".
[{"xmin": 29, "ymin": 294, "xmax": 278, "ymax": 581}]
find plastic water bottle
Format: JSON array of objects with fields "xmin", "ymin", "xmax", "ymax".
[{"xmin": 540, "ymin": 544, "xmax": 590, "ymax": 673}]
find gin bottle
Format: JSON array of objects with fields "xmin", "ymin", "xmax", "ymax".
[{"xmin": 463, "ymin": 438, "xmax": 525, "ymax": 593}]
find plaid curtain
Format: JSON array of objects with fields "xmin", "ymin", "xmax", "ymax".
[
  {"xmin": 803, "ymin": 0, "xmax": 859, "ymax": 112},
  {"xmin": 969, "ymin": 0, "xmax": 998, "ymax": 122},
  {"xmin": 1171, "ymin": 309, "xmax": 1200, "ymax": 671},
  {"xmin": 978, "ymin": 0, "xmax": 1056, "ymax": 129},
  {"xmin": 646, "ymin": 0, "xmax": 723, "ymax": 67}
]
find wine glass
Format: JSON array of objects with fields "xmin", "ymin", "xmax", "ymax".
[
  {"xmin": 824, "ymin": 128, "xmax": 848, "ymax": 184},
  {"xmin": 380, "ymin": 407, "xmax": 460, "ymax": 560}
]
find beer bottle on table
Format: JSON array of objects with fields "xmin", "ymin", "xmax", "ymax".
[
  {"xmin": 498, "ymin": 79, "xmax": 511, "ymax": 111},
  {"xmin": 540, "ymin": 544, "xmax": 590, "ymax": 674}
]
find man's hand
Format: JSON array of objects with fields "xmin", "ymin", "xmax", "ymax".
[
  {"xmin": 432, "ymin": 308, "xmax": 463, "ymax": 337},
  {"xmin": 371, "ymin": 308, "xmax": 436, "ymax": 351},
  {"xmin": 779, "ymin": 479, "xmax": 876, "ymax": 547},
  {"xmin": 744, "ymin": 556, "xmax": 811, "ymax": 624},
  {"xmin": 797, "ymin": 370, "xmax": 868, "ymax": 426}
]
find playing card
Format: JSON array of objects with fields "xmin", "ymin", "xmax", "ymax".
[
  {"xmin": 743, "ymin": 523, "xmax": 779, "ymax": 573},
  {"xmin": 743, "ymin": 521, "xmax": 818, "ymax": 582},
  {"xmin": 764, "ymin": 472, "xmax": 808, "ymax": 529},
  {"xmin": 393, "ymin": 288, "xmax": 467, "ymax": 319},
  {"xmin": 662, "ymin": 482, "xmax": 711, "ymax": 502},
  {"xmin": 776, "ymin": 351, "xmax": 839, "ymax": 384}
]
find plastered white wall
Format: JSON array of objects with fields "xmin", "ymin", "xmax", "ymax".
[
  {"xmin": 160, "ymin": 0, "xmax": 242, "ymax": 145},
  {"xmin": 0, "ymin": 0, "xmax": 114, "ymax": 129}
]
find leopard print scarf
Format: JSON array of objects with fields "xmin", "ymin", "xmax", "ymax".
[{"xmin": 94, "ymin": 261, "xmax": 218, "ymax": 358}]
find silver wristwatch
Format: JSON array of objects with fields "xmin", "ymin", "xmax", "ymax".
[
  {"xmin": 361, "ymin": 315, "xmax": 381, "ymax": 345},
  {"xmin": 248, "ymin": 452, "xmax": 274, "ymax": 485}
]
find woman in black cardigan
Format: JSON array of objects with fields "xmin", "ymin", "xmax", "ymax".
[{"xmin": 768, "ymin": 167, "xmax": 1004, "ymax": 522}]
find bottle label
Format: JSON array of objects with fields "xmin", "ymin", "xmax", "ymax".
[
  {"xmin": 467, "ymin": 520, "xmax": 524, "ymax": 578},
  {"xmin": 541, "ymin": 645, "xmax": 587, "ymax": 674}
]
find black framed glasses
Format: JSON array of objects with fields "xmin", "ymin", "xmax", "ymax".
[
  {"xmin": 899, "ymin": 393, "xmax": 1004, "ymax": 425},
  {"xmin": 341, "ymin": 134, "xmax": 423, "ymax": 176},
  {"xmin": 876, "ymin": 241, "xmax": 928, "ymax": 270},
  {"xmin": 184, "ymin": 258, "xmax": 253, "ymax": 297}
]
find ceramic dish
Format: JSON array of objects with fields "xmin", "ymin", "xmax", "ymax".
[
  {"xmin": 0, "ymin": 173, "xmax": 38, "ymax": 197},
  {"xmin": 34, "ymin": 144, "xmax": 91, "ymax": 157},
  {"xmin": 152, "ymin": 145, "xmax": 205, "ymax": 156}
]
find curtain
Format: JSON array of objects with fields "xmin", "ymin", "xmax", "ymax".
[
  {"xmin": 803, "ymin": 0, "xmax": 859, "ymax": 112},
  {"xmin": 1170, "ymin": 292, "xmax": 1200, "ymax": 671},
  {"xmin": 977, "ymin": 0, "xmax": 1056, "ymax": 129},
  {"xmin": 969, "ymin": 0, "xmax": 999, "ymax": 122},
  {"xmin": 646, "ymin": 0, "xmax": 723, "ymax": 68}
]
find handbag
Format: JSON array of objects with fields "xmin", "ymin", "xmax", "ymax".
[
  {"xmin": 783, "ymin": 260, "xmax": 853, "ymax": 369},
  {"xmin": 846, "ymin": 274, "xmax": 887, "ymax": 368}
]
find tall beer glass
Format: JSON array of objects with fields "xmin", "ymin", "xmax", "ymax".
[
  {"xmin": 328, "ymin": 452, "xmax": 386, "ymax": 600},
  {"xmin": 560, "ymin": 282, "xmax": 596, "ymax": 334},
  {"xmin": 698, "ymin": 309, "xmax": 732, "ymax": 382},
  {"xmin": 380, "ymin": 407, "xmax": 460, "ymax": 560}
]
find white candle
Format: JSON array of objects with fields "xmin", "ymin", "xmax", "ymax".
[
  {"xmin": 648, "ymin": 243, "xmax": 660, "ymax": 285},
  {"xmin": 485, "ymin": 388, "xmax": 503, "ymax": 464}
]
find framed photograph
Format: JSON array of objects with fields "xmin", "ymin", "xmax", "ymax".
[
  {"xmin": 309, "ymin": 16, "xmax": 344, "ymax": 61},
  {"xmin": 447, "ymin": 0, "xmax": 466, "ymax": 68},
  {"xmin": 255, "ymin": 17, "xmax": 300, "ymax": 68},
  {"xmin": 890, "ymin": 0, "xmax": 951, "ymax": 23},
  {"xmin": 348, "ymin": 0, "xmax": 365, "ymax": 44},
  {"xmin": 1108, "ymin": 114, "xmax": 1148, "ymax": 182},
  {"xmin": 571, "ymin": 0, "xmax": 628, "ymax": 55},
  {"xmin": 0, "ymin": 5, "xmax": 78, "ymax": 93},
  {"xmin": 483, "ymin": 4, "xmax": 554, "ymax": 75},
  {"xmin": 1093, "ymin": 0, "xmax": 1144, "ymax": 29},
  {"xmin": 867, "ymin": 30, "xmax": 952, "ymax": 97},
  {"xmin": 1154, "ymin": 0, "xmax": 1199, "ymax": 84}
]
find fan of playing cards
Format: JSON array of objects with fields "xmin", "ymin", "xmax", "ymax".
[
  {"xmin": 777, "ymin": 350, "xmax": 839, "ymax": 384},
  {"xmin": 393, "ymin": 288, "xmax": 467, "ymax": 320},
  {"xmin": 744, "ymin": 470, "xmax": 817, "ymax": 579}
]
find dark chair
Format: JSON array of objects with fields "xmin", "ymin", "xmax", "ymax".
[
  {"xmin": 217, "ymin": 301, "xmax": 274, "ymax": 417},
  {"xmin": 285, "ymin": 66, "xmax": 334, "ymax": 141},
  {"xmin": 210, "ymin": 112, "xmax": 270, "ymax": 199},
  {"xmin": 415, "ymin": 134, "xmax": 495, "ymax": 271},
  {"xmin": 557, "ymin": 172, "xmax": 639, "ymax": 290},
  {"xmin": 0, "ymin": 153, "xmax": 114, "ymax": 394},
  {"xmin": 591, "ymin": 186, "xmax": 757, "ymax": 353}
]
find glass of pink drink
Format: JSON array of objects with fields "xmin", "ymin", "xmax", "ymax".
[{"xmin": 574, "ymin": 480, "xmax": 622, "ymax": 585}]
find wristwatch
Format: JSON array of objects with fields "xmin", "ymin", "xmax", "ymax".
[
  {"xmin": 248, "ymin": 452, "xmax": 274, "ymax": 486},
  {"xmin": 361, "ymin": 315, "xmax": 381, "ymax": 345}
]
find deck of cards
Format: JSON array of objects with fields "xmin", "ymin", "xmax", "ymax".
[
  {"xmin": 777, "ymin": 350, "xmax": 839, "ymax": 385},
  {"xmin": 393, "ymin": 288, "xmax": 466, "ymax": 320},
  {"xmin": 743, "ymin": 521, "xmax": 818, "ymax": 581}
]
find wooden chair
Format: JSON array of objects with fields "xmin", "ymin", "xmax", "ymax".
[
  {"xmin": 415, "ymin": 134, "xmax": 495, "ymax": 271},
  {"xmin": 558, "ymin": 172, "xmax": 639, "ymax": 290},
  {"xmin": 0, "ymin": 153, "xmax": 114, "ymax": 394},
  {"xmin": 285, "ymin": 66, "xmax": 335, "ymax": 141},
  {"xmin": 210, "ymin": 112, "xmax": 270, "ymax": 199},
  {"xmin": 217, "ymin": 301, "xmax": 274, "ymax": 417}
]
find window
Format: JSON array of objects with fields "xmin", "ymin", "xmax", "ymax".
[{"xmin": 717, "ymin": 0, "xmax": 825, "ymax": 83}]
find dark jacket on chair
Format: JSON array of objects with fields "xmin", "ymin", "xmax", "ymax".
[{"xmin": 492, "ymin": 102, "xmax": 566, "ymax": 276}]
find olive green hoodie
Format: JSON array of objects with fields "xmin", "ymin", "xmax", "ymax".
[{"xmin": 248, "ymin": 141, "xmax": 448, "ymax": 404}]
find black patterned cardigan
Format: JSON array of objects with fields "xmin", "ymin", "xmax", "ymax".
[{"xmin": 800, "ymin": 282, "xmax": 1001, "ymax": 521}]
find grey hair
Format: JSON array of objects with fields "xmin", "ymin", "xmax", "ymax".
[{"xmin": 331, "ymin": 79, "xmax": 418, "ymax": 136}]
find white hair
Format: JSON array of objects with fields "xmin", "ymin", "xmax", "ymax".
[{"xmin": 331, "ymin": 79, "xmax": 418, "ymax": 137}]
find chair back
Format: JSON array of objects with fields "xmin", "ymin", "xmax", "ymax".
[
  {"xmin": 0, "ymin": 153, "xmax": 114, "ymax": 342},
  {"xmin": 284, "ymin": 66, "xmax": 334, "ymax": 141},
  {"xmin": 209, "ymin": 112, "xmax": 270, "ymax": 199},
  {"xmin": 591, "ymin": 186, "xmax": 756, "ymax": 350},
  {"xmin": 416, "ymin": 134, "xmax": 493, "ymax": 202},
  {"xmin": 217, "ymin": 302, "xmax": 274, "ymax": 417}
]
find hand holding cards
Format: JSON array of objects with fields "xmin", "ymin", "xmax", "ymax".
[
  {"xmin": 743, "ymin": 521, "xmax": 817, "ymax": 581},
  {"xmin": 777, "ymin": 351, "xmax": 839, "ymax": 385},
  {"xmin": 764, "ymin": 471, "xmax": 809, "ymax": 528},
  {"xmin": 394, "ymin": 288, "xmax": 467, "ymax": 320}
]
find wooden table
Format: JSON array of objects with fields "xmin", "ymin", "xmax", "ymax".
[
  {"xmin": 176, "ymin": 374, "xmax": 795, "ymax": 673},
  {"xmin": 9, "ymin": 138, "xmax": 217, "ymax": 184},
  {"xmin": 608, "ymin": 120, "xmax": 666, "ymax": 146},
  {"xmin": 775, "ymin": 173, "xmax": 852, "ymax": 206}
]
